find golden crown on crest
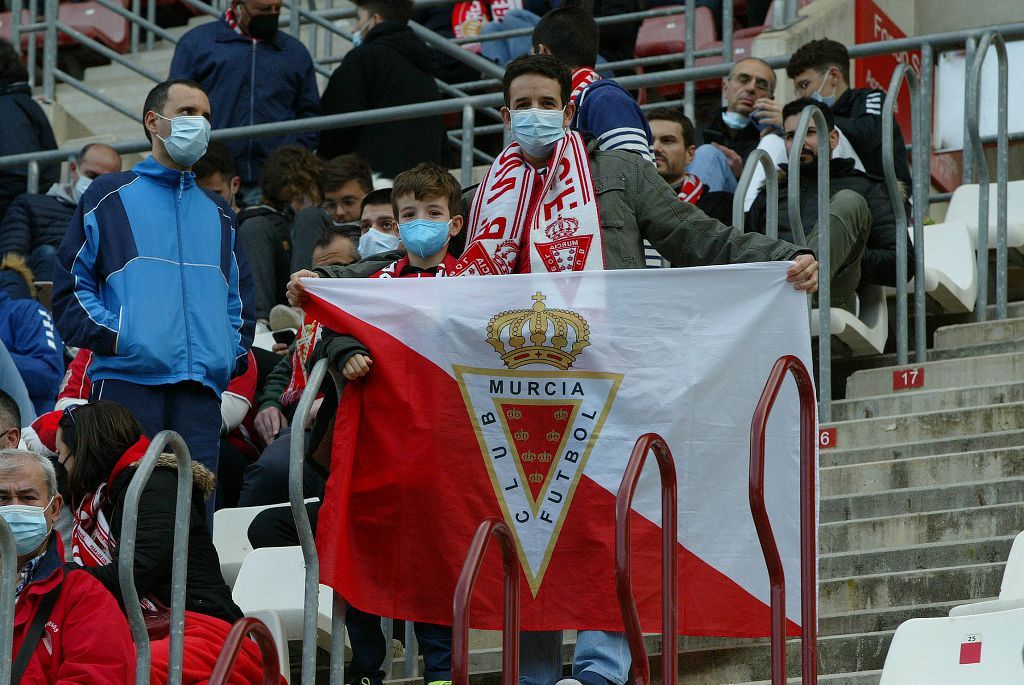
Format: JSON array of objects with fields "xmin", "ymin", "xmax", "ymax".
[
  {"xmin": 514, "ymin": 430, "xmax": 530, "ymax": 442},
  {"xmin": 553, "ymin": 409, "xmax": 569, "ymax": 421},
  {"xmin": 486, "ymin": 292, "xmax": 590, "ymax": 370},
  {"xmin": 528, "ymin": 473, "xmax": 545, "ymax": 484}
]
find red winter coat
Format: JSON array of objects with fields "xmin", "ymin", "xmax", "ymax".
[{"xmin": 12, "ymin": 537, "xmax": 136, "ymax": 684}]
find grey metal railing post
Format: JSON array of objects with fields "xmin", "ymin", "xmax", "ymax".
[
  {"xmin": 961, "ymin": 37, "xmax": 977, "ymax": 185},
  {"xmin": 683, "ymin": 0, "xmax": 696, "ymax": 122},
  {"xmin": 119, "ymin": 431, "xmax": 193, "ymax": 685},
  {"xmin": 733, "ymin": 149, "xmax": 778, "ymax": 239},
  {"xmin": 461, "ymin": 105, "xmax": 476, "ymax": 188},
  {"xmin": 42, "ymin": 0, "xmax": 58, "ymax": 100},
  {"xmin": 288, "ymin": 0, "xmax": 300, "ymax": 36},
  {"xmin": 772, "ymin": 1, "xmax": 785, "ymax": 28},
  {"xmin": 721, "ymin": 0, "xmax": 733, "ymax": 66},
  {"xmin": 10, "ymin": 0, "xmax": 23, "ymax": 57},
  {"xmin": 146, "ymin": 0, "xmax": 156, "ymax": 50},
  {"xmin": 783, "ymin": 0, "xmax": 799, "ymax": 25},
  {"xmin": 882, "ymin": 63, "xmax": 922, "ymax": 365},
  {"xmin": 967, "ymin": 31, "xmax": 1008, "ymax": 321},
  {"xmin": 404, "ymin": 621, "xmax": 418, "ymax": 678},
  {"xmin": 917, "ymin": 44, "xmax": 934, "ymax": 356},
  {"xmin": 787, "ymin": 106, "xmax": 832, "ymax": 422},
  {"xmin": 0, "ymin": 518, "xmax": 16, "ymax": 685},
  {"xmin": 27, "ymin": 0, "xmax": 38, "ymax": 89},
  {"xmin": 410, "ymin": 21, "xmax": 505, "ymax": 80},
  {"xmin": 130, "ymin": 0, "xmax": 140, "ymax": 52},
  {"xmin": 26, "ymin": 160, "xmax": 40, "ymax": 195}
]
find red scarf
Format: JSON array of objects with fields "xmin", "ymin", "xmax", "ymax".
[
  {"xmin": 370, "ymin": 253, "xmax": 458, "ymax": 278},
  {"xmin": 571, "ymin": 67, "xmax": 600, "ymax": 102},
  {"xmin": 676, "ymin": 173, "xmax": 705, "ymax": 204},
  {"xmin": 280, "ymin": 315, "xmax": 323, "ymax": 406},
  {"xmin": 72, "ymin": 436, "xmax": 151, "ymax": 568}
]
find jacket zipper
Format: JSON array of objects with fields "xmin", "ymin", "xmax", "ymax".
[
  {"xmin": 248, "ymin": 40, "xmax": 256, "ymax": 183},
  {"xmin": 176, "ymin": 172, "xmax": 194, "ymax": 373}
]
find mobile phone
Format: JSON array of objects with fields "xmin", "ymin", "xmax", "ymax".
[
  {"xmin": 700, "ymin": 128, "xmax": 726, "ymax": 146},
  {"xmin": 272, "ymin": 329, "xmax": 297, "ymax": 346}
]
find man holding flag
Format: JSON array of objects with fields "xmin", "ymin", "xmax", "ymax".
[{"xmin": 289, "ymin": 54, "xmax": 818, "ymax": 685}]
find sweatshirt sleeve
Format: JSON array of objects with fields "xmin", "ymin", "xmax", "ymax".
[
  {"xmin": 6, "ymin": 301, "xmax": 63, "ymax": 403},
  {"xmin": 575, "ymin": 84, "xmax": 654, "ymax": 163},
  {"xmin": 0, "ymin": 195, "xmax": 32, "ymax": 256}
]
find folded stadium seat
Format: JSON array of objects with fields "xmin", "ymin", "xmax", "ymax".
[
  {"xmin": 213, "ymin": 499, "xmax": 320, "ymax": 588},
  {"xmin": 919, "ymin": 222, "xmax": 978, "ymax": 313},
  {"xmin": 59, "ymin": 1, "xmax": 130, "ymax": 53},
  {"xmin": 232, "ymin": 545, "xmax": 348, "ymax": 654},
  {"xmin": 879, "ymin": 606, "xmax": 1024, "ymax": 683},
  {"xmin": 944, "ymin": 179, "xmax": 1024, "ymax": 253},
  {"xmin": 948, "ymin": 530, "xmax": 1024, "ymax": 617},
  {"xmin": 810, "ymin": 284, "xmax": 889, "ymax": 356},
  {"xmin": 239, "ymin": 609, "xmax": 292, "ymax": 684},
  {"xmin": 633, "ymin": 6, "xmax": 718, "ymax": 100}
]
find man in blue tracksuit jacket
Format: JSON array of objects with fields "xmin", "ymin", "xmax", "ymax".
[{"xmin": 51, "ymin": 79, "xmax": 254, "ymax": 521}]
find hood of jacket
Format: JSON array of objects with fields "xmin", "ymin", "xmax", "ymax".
[
  {"xmin": 124, "ymin": 453, "xmax": 218, "ymax": 500},
  {"xmin": 45, "ymin": 182, "xmax": 76, "ymax": 205},
  {"xmin": 361, "ymin": 21, "xmax": 434, "ymax": 65}
]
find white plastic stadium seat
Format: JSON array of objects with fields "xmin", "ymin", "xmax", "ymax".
[
  {"xmin": 213, "ymin": 499, "xmax": 319, "ymax": 588},
  {"xmin": 243, "ymin": 609, "xmax": 291, "ymax": 684},
  {"xmin": 810, "ymin": 285, "xmax": 888, "ymax": 355},
  {"xmin": 921, "ymin": 222, "xmax": 978, "ymax": 313},
  {"xmin": 879, "ymin": 606, "xmax": 1024, "ymax": 683},
  {"xmin": 944, "ymin": 180, "xmax": 1024, "ymax": 251},
  {"xmin": 950, "ymin": 531, "xmax": 1024, "ymax": 617}
]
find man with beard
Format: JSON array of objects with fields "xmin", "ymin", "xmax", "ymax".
[{"xmin": 746, "ymin": 98, "xmax": 905, "ymax": 313}]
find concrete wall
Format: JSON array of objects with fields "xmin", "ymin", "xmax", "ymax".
[{"xmin": 915, "ymin": 0, "xmax": 1021, "ymax": 37}]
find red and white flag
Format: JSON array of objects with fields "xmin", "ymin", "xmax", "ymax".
[{"xmin": 304, "ymin": 263, "xmax": 815, "ymax": 636}]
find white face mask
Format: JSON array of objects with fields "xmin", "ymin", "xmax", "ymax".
[
  {"xmin": 357, "ymin": 228, "xmax": 400, "ymax": 258},
  {"xmin": 0, "ymin": 497, "xmax": 54, "ymax": 556},
  {"xmin": 72, "ymin": 174, "xmax": 92, "ymax": 202},
  {"xmin": 155, "ymin": 113, "xmax": 212, "ymax": 167},
  {"xmin": 721, "ymin": 110, "xmax": 751, "ymax": 129}
]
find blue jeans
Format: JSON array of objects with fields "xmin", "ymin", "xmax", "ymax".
[
  {"xmin": 688, "ymin": 144, "xmax": 738, "ymax": 194},
  {"xmin": 519, "ymin": 630, "xmax": 630, "ymax": 685},
  {"xmin": 346, "ymin": 607, "xmax": 453, "ymax": 684}
]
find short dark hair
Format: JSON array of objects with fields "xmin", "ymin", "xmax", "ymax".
[
  {"xmin": 782, "ymin": 97, "xmax": 835, "ymax": 131},
  {"xmin": 360, "ymin": 187, "xmax": 393, "ymax": 212},
  {"xmin": 354, "ymin": 0, "xmax": 413, "ymax": 23},
  {"xmin": 57, "ymin": 401, "xmax": 144, "ymax": 497},
  {"xmin": 502, "ymin": 54, "xmax": 572, "ymax": 109},
  {"xmin": 321, "ymin": 154, "xmax": 374, "ymax": 196},
  {"xmin": 646, "ymin": 106, "xmax": 696, "ymax": 148},
  {"xmin": 532, "ymin": 8, "xmax": 599, "ymax": 69},
  {"xmin": 0, "ymin": 390, "xmax": 20, "ymax": 431},
  {"xmin": 192, "ymin": 140, "xmax": 237, "ymax": 181},
  {"xmin": 260, "ymin": 145, "xmax": 325, "ymax": 209},
  {"xmin": 0, "ymin": 38, "xmax": 28, "ymax": 82},
  {"xmin": 314, "ymin": 226, "xmax": 359, "ymax": 257},
  {"xmin": 142, "ymin": 78, "xmax": 207, "ymax": 142},
  {"xmin": 391, "ymin": 163, "xmax": 462, "ymax": 219},
  {"xmin": 786, "ymin": 38, "xmax": 850, "ymax": 84}
]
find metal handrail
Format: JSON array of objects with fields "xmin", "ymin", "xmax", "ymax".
[
  {"xmin": 290, "ymin": 358, "xmax": 328, "ymax": 685},
  {"xmin": 0, "ymin": 518, "xmax": 17, "ymax": 685},
  {"xmin": 452, "ymin": 518, "xmax": 520, "ymax": 685},
  {"xmin": 787, "ymin": 105, "xmax": 832, "ymax": 423},
  {"xmin": 967, "ymin": 31, "xmax": 1009, "ymax": 322},
  {"xmin": 118, "ymin": 430, "xmax": 194, "ymax": 685},
  {"xmin": 208, "ymin": 617, "xmax": 281, "ymax": 685},
  {"xmin": 92, "ymin": 0, "xmax": 179, "ymax": 44},
  {"xmin": 749, "ymin": 355, "xmax": 818, "ymax": 685},
  {"xmin": 734, "ymin": 149, "xmax": 779, "ymax": 238},
  {"xmin": 882, "ymin": 63, "xmax": 926, "ymax": 364},
  {"xmin": 615, "ymin": 433, "xmax": 678, "ymax": 685}
]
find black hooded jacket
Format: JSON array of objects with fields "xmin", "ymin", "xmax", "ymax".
[
  {"xmin": 0, "ymin": 81, "xmax": 60, "ymax": 221},
  {"xmin": 319, "ymin": 22, "xmax": 444, "ymax": 177}
]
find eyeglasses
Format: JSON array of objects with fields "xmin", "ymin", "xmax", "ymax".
[
  {"xmin": 321, "ymin": 199, "xmax": 359, "ymax": 213},
  {"xmin": 730, "ymin": 72, "xmax": 773, "ymax": 94}
]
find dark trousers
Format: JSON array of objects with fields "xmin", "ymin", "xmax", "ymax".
[
  {"xmin": 237, "ymin": 427, "xmax": 325, "ymax": 507},
  {"xmin": 91, "ymin": 379, "xmax": 221, "ymax": 524}
]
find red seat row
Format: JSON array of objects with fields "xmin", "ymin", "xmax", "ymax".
[{"xmin": 0, "ymin": 0, "xmax": 130, "ymax": 54}]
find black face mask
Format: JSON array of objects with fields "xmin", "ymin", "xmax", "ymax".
[{"xmin": 247, "ymin": 12, "xmax": 279, "ymax": 40}]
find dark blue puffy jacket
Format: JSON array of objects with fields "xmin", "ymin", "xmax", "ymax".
[
  {"xmin": 0, "ymin": 185, "xmax": 76, "ymax": 259},
  {"xmin": 0, "ymin": 288, "xmax": 63, "ymax": 415},
  {"xmin": 0, "ymin": 81, "xmax": 60, "ymax": 221}
]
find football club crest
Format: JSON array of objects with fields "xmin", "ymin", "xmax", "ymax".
[{"xmin": 454, "ymin": 292, "xmax": 622, "ymax": 595}]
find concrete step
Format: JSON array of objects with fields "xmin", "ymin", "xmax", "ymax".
[
  {"xmin": 818, "ymin": 562, "xmax": 1004, "ymax": 615},
  {"xmin": 819, "ymin": 536, "xmax": 1017, "ymax": 580},
  {"xmin": 820, "ymin": 502, "xmax": 1024, "ymax": 553},
  {"xmin": 824, "ymin": 402, "xmax": 1024, "ymax": 449},
  {"xmin": 927, "ymin": 338, "xmax": 1024, "ymax": 360},
  {"xmin": 821, "ymin": 477, "xmax": 1024, "ymax": 521},
  {"xmin": 737, "ymin": 671, "xmax": 881, "ymax": 685},
  {"xmin": 819, "ymin": 599, "xmax": 973, "ymax": 636},
  {"xmin": 933, "ymin": 316, "xmax": 1024, "ymax": 349},
  {"xmin": 822, "ymin": 448, "xmax": 1024, "ymax": 495},
  {"xmin": 844, "ymin": 351, "xmax": 1024, "ymax": 399},
  {"xmin": 819, "ymin": 430, "xmax": 1024, "ymax": 467},
  {"xmin": 830, "ymin": 381, "xmax": 1024, "ymax": 420}
]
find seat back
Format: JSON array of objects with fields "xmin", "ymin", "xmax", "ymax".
[
  {"xmin": 213, "ymin": 503, "xmax": 282, "ymax": 588},
  {"xmin": 58, "ymin": 1, "xmax": 130, "ymax": 53},
  {"xmin": 999, "ymin": 530, "xmax": 1024, "ymax": 600},
  {"xmin": 634, "ymin": 6, "xmax": 717, "ymax": 58},
  {"xmin": 243, "ymin": 609, "xmax": 291, "ymax": 683},
  {"xmin": 945, "ymin": 180, "xmax": 1024, "ymax": 249}
]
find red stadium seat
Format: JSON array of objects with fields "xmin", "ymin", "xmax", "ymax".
[
  {"xmin": 634, "ymin": 6, "xmax": 719, "ymax": 99},
  {"xmin": 59, "ymin": 1, "xmax": 130, "ymax": 53}
]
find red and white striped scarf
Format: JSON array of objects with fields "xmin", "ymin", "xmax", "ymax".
[
  {"xmin": 571, "ymin": 67, "xmax": 600, "ymax": 102},
  {"xmin": 676, "ymin": 173, "xmax": 705, "ymax": 204},
  {"xmin": 280, "ymin": 315, "xmax": 323, "ymax": 406},
  {"xmin": 453, "ymin": 131, "xmax": 603, "ymax": 276}
]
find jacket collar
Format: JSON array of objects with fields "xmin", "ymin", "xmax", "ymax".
[
  {"xmin": 16, "ymin": 535, "xmax": 65, "ymax": 603},
  {"xmin": 133, "ymin": 155, "xmax": 197, "ymax": 190},
  {"xmin": 215, "ymin": 11, "xmax": 286, "ymax": 50},
  {"xmin": 46, "ymin": 182, "xmax": 76, "ymax": 204}
]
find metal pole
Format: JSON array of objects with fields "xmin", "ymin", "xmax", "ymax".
[
  {"xmin": 26, "ymin": 160, "xmax": 39, "ymax": 195},
  {"xmin": 721, "ymin": 0, "xmax": 733, "ymax": 66},
  {"xmin": 0, "ymin": 519, "xmax": 16, "ymax": 685},
  {"xmin": 10, "ymin": 0, "xmax": 23, "ymax": 57},
  {"xmin": 288, "ymin": 0, "xmax": 300, "ymax": 36},
  {"xmin": 146, "ymin": 0, "xmax": 155, "ymax": 50},
  {"xmin": 915, "ymin": 44, "xmax": 933, "ymax": 361},
  {"xmin": 410, "ymin": 21, "xmax": 505, "ymax": 80},
  {"xmin": 683, "ymin": 0, "xmax": 696, "ymax": 122},
  {"xmin": 784, "ymin": 0, "xmax": 798, "ymax": 25},
  {"xmin": 381, "ymin": 618, "xmax": 394, "ymax": 679},
  {"xmin": 772, "ymin": 0, "xmax": 785, "ymax": 28},
  {"xmin": 733, "ymin": 149, "xmax": 778, "ymax": 239},
  {"xmin": 26, "ymin": 0, "xmax": 38, "ymax": 89},
  {"xmin": 787, "ymin": 105, "xmax": 831, "ymax": 422},
  {"xmin": 130, "ymin": 0, "xmax": 140, "ymax": 52},
  {"xmin": 328, "ymin": 594, "xmax": 347, "ymax": 682},
  {"xmin": 42, "ymin": 0, "xmax": 58, "ymax": 100},
  {"xmin": 54, "ymin": 68, "xmax": 142, "ymax": 120},
  {"xmin": 961, "ymin": 37, "xmax": 977, "ymax": 185},
  {"xmin": 403, "ymin": 621, "xmax": 418, "ymax": 678},
  {"xmin": 461, "ymin": 105, "xmax": 475, "ymax": 189},
  {"xmin": 882, "ymin": 64, "xmax": 920, "ymax": 366},
  {"xmin": 93, "ymin": 0, "xmax": 179, "ymax": 43},
  {"xmin": 118, "ymin": 431, "xmax": 194, "ymax": 685}
]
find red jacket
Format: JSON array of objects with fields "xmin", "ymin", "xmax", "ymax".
[{"xmin": 13, "ymin": 537, "xmax": 136, "ymax": 684}]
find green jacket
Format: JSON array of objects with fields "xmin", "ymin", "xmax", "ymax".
[{"xmin": 462, "ymin": 142, "xmax": 808, "ymax": 269}]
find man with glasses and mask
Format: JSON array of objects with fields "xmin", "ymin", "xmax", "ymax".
[
  {"xmin": 169, "ymin": 0, "xmax": 321, "ymax": 207},
  {"xmin": 0, "ymin": 448, "xmax": 136, "ymax": 682},
  {"xmin": 51, "ymin": 79, "xmax": 254, "ymax": 524}
]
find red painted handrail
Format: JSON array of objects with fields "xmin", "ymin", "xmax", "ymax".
[
  {"xmin": 748, "ymin": 355, "xmax": 818, "ymax": 685},
  {"xmin": 452, "ymin": 518, "xmax": 520, "ymax": 685},
  {"xmin": 615, "ymin": 433, "xmax": 679, "ymax": 685},
  {"xmin": 208, "ymin": 617, "xmax": 282, "ymax": 685}
]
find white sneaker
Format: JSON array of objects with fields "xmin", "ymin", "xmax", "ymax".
[{"xmin": 269, "ymin": 303, "xmax": 303, "ymax": 332}]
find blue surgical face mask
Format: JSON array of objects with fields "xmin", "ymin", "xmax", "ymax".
[
  {"xmin": 399, "ymin": 218, "xmax": 451, "ymax": 258},
  {"xmin": 73, "ymin": 174, "xmax": 92, "ymax": 202},
  {"xmin": 358, "ymin": 227, "xmax": 400, "ymax": 257},
  {"xmin": 721, "ymin": 110, "xmax": 750, "ymax": 129},
  {"xmin": 0, "ymin": 498, "xmax": 54, "ymax": 556},
  {"xmin": 810, "ymin": 71, "xmax": 836, "ymax": 107},
  {"xmin": 510, "ymin": 108, "xmax": 566, "ymax": 158},
  {"xmin": 155, "ymin": 113, "xmax": 211, "ymax": 168}
]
